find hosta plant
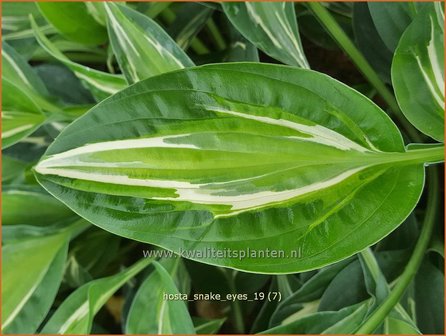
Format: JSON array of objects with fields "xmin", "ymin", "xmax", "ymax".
[{"xmin": 1, "ymin": 1, "xmax": 444, "ymax": 335}]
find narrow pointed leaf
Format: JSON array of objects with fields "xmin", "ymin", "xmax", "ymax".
[
  {"xmin": 41, "ymin": 257, "xmax": 153, "ymax": 334},
  {"xmin": 223, "ymin": 2, "xmax": 309, "ymax": 68},
  {"xmin": 2, "ymin": 78, "xmax": 46, "ymax": 148},
  {"xmin": 168, "ymin": 3, "xmax": 213, "ymax": 50},
  {"xmin": 37, "ymin": 2, "xmax": 107, "ymax": 45},
  {"xmin": 35, "ymin": 63, "xmax": 431, "ymax": 274},
  {"xmin": 415, "ymin": 258, "xmax": 444, "ymax": 333},
  {"xmin": 368, "ymin": 2, "xmax": 414, "ymax": 52},
  {"xmin": 2, "ymin": 232, "xmax": 69, "ymax": 333},
  {"xmin": 2, "ymin": 41, "xmax": 48, "ymax": 96},
  {"xmin": 260, "ymin": 302, "xmax": 369, "ymax": 334},
  {"xmin": 392, "ymin": 3, "xmax": 445, "ymax": 141},
  {"xmin": 104, "ymin": 3, "xmax": 194, "ymax": 84},
  {"xmin": 31, "ymin": 17, "xmax": 126, "ymax": 102},
  {"xmin": 2, "ymin": 155, "xmax": 28, "ymax": 184},
  {"xmin": 194, "ymin": 317, "xmax": 226, "ymax": 334},
  {"xmin": 225, "ymin": 23, "xmax": 259, "ymax": 62},
  {"xmin": 2, "ymin": 187, "xmax": 74, "ymax": 226},
  {"xmin": 126, "ymin": 260, "xmax": 195, "ymax": 334},
  {"xmin": 352, "ymin": 3, "xmax": 394, "ymax": 83}
]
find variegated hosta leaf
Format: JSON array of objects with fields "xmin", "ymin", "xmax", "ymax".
[
  {"xmin": 2, "ymin": 232, "xmax": 69, "ymax": 333},
  {"xmin": 35, "ymin": 63, "xmax": 434, "ymax": 273},
  {"xmin": 103, "ymin": 3, "xmax": 194, "ymax": 84},
  {"xmin": 2, "ymin": 78, "xmax": 45, "ymax": 149},
  {"xmin": 168, "ymin": 3, "xmax": 214, "ymax": 50},
  {"xmin": 37, "ymin": 2, "xmax": 108, "ymax": 45},
  {"xmin": 41, "ymin": 257, "xmax": 153, "ymax": 334},
  {"xmin": 2, "ymin": 41, "xmax": 48, "ymax": 97},
  {"xmin": 126, "ymin": 260, "xmax": 195, "ymax": 334},
  {"xmin": 31, "ymin": 17, "xmax": 126, "ymax": 102},
  {"xmin": 223, "ymin": 2, "xmax": 309, "ymax": 68},
  {"xmin": 392, "ymin": 3, "xmax": 445, "ymax": 142}
]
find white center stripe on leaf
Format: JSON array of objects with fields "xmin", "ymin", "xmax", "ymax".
[
  {"xmin": 245, "ymin": 3, "xmax": 283, "ymax": 50},
  {"xmin": 2, "ymin": 124, "xmax": 35, "ymax": 138},
  {"xmin": 204, "ymin": 106, "xmax": 371, "ymax": 152},
  {"xmin": 427, "ymin": 16, "xmax": 445, "ymax": 100},
  {"xmin": 3, "ymin": 281, "xmax": 41, "ymax": 329},
  {"xmin": 35, "ymin": 163, "xmax": 365, "ymax": 214},
  {"xmin": 58, "ymin": 302, "xmax": 89, "ymax": 334},
  {"xmin": 3, "ymin": 51, "xmax": 32, "ymax": 87},
  {"xmin": 75, "ymin": 73, "xmax": 121, "ymax": 94},
  {"xmin": 36, "ymin": 135, "xmax": 199, "ymax": 169},
  {"xmin": 273, "ymin": 11, "xmax": 308, "ymax": 68}
]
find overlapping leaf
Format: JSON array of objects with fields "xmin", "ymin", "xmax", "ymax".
[
  {"xmin": 126, "ymin": 260, "xmax": 195, "ymax": 334},
  {"xmin": 41, "ymin": 257, "xmax": 153, "ymax": 334},
  {"xmin": 2, "ymin": 79, "xmax": 46, "ymax": 148},
  {"xmin": 103, "ymin": 2, "xmax": 194, "ymax": 84},
  {"xmin": 1, "ymin": 42, "xmax": 54, "ymax": 147},
  {"xmin": 2, "ymin": 186, "xmax": 75, "ymax": 226},
  {"xmin": 2, "ymin": 231, "xmax": 69, "ymax": 333},
  {"xmin": 368, "ymin": 2, "xmax": 415, "ymax": 52},
  {"xmin": 37, "ymin": 2, "xmax": 107, "ymax": 45},
  {"xmin": 392, "ymin": 3, "xmax": 445, "ymax": 142},
  {"xmin": 223, "ymin": 2, "xmax": 309, "ymax": 68},
  {"xmin": 31, "ymin": 17, "xmax": 126, "ymax": 102}
]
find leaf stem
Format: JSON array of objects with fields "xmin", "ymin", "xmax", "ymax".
[
  {"xmin": 206, "ymin": 18, "xmax": 227, "ymax": 51},
  {"xmin": 355, "ymin": 168, "xmax": 439, "ymax": 334},
  {"xmin": 384, "ymin": 145, "xmax": 445, "ymax": 165},
  {"xmin": 222, "ymin": 269, "xmax": 245, "ymax": 333},
  {"xmin": 307, "ymin": 2, "xmax": 421, "ymax": 142}
]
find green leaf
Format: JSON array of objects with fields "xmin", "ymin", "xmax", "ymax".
[
  {"xmin": 319, "ymin": 250, "xmax": 409, "ymax": 312},
  {"xmin": 270, "ymin": 259, "xmax": 352, "ymax": 326},
  {"xmin": 35, "ymin": 64, "xmax": 94, "ymax": 105},
  {"xmin": 35, "ymin": 63, "xmax": 439, "ymax": 274},
  {"xmin": 31, "ymin": 17, "xmax": 127, "ymax": 101},
  {"xmin": 352, "ymin": 3, "xmax": 393, "ymax": 83},
  {"xmin": 2, "ymin": 187, "xmax": 74, "ymax": 226},
  {"xmin": 223, "ymin": 2, "xmax": 309, "ymax": 68},
  {"xmin": 2, "ymin": 2, "xmax": 43, "ymax": 33},
  {"xmin": 2, "ymin": 41, "xmax": 48, "ymax": 97},
  {"xmin": 368, "ymin": 2, "xmax": 414, "ymax": 52},
  {"xmin": 224, "ymin": 22, "xmax": 259, "ymax": 62},
  {"xmin": 41, "ymin": 257, "xmax": 153, "ymax": 334},
  {"xmin": 193, "ymin": 317, "xmax": 226, "ymax": 334},
  {"xmin": 103, "ymin": 3, "xmax": 194, "ymax": 84},
  {"xmin": 2, "ymin": 78, "xmax": 46, "ymax": 148},
  {"xmin": 168, "ymin": 3, "xmax": 213, "ymax": 50},
  {"xmin": 2, "ymin": 231, "xmax": 69, "ymax": 333},
  {"xmin": 37, "ymin": 2, "xmax": 108, "ymax": 45},
  {"xmin": 359, "ymin": 248, "xmax": 420, "ymax": 334},
  {"xmin": 415, "ymin": 257, "xmax": 444, "ymax": 333},
  {"xmin": 384, "ymin": 313, "xmax": 421, "ymax": 334},
  {"xmin": 2, "ymin": 155, "xmax": 28, "ymax": 184},
  {"xmin": 392, "ymin": 3, "xmax": 445, "ymax": 142},
  {"xmin": 125, "ymin": 260, "xmax": 195, "ymax": 334},
  {"xmin": 64, "ymin": 227, "xmax": 121, "ymax": 287},
  {"xmin": 260, "ymin": 302, "xmax": 369, "ymax": 334}
]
